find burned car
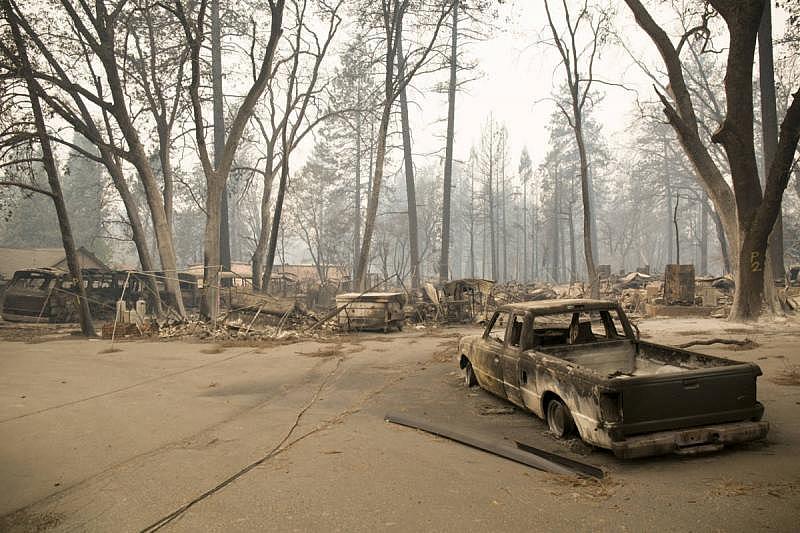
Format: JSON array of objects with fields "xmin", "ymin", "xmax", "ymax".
[{"xmin": 457, "ymin": 299, "xmax": 768, "ymax": 458}]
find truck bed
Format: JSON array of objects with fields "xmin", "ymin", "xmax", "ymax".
[
  {"xmin": 538, "ymin": 339, "xmax": 763, "ymax": 438},
  {"xmin": 540, "ymin": 339, "xmax": 739, "ymax": 377}
]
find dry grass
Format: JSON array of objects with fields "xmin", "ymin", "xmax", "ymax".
[
  {"xmin": 217, "ymin": 337, "xmax": 298, "ymax": 349},
  {"xmin": 707, "ymin": 478, "xmax": 799, "ymax": 498},
  {"xmin": 425, "ymin": 330, "xmax": 464, "ymax": 339},
  {"xmin": 431, "ymin": 338, "xmax": 459, "ymax": 363},
  {"xmin": 295, "ymin": 345, "xmax": 342, "ymax": 358},
  {"xmin": 709, "ymin": 478, "xmax": 754, "ymax": 497},
  {"xmin": 0, "ymin": 323, "xmax": 79, "ymax": 343},
  {"xmin": 545, "ymin": 474, "xmax": 620, "ymax": 500},
  {"xmin": 729, "ymin": 338, "xmax": 760, "ymax": 351},
  {"xmin": 200, "ymin": 344, "xmax": 225, "ymax": 354},
  {"xmin": 771, "ymin": 364, "xmax": 800, "ymax": 386},
  {"xmin": 724, "ymin": 327, "xmax": 754, "ymax": 335},
  {"xmin": 0, "ymin": 510, "xmax": 63, "ymax": 532},
  {"xmin": 368, "ymin": 336, "xmax": 397, "ymax": 343},
  {"xmin": 341, "ymin": 343, "xmax": 365, "ymax": 355},
  {"xmin": 97, "ymin": 347, "xmax": 122, "ymax": 355},
  {"xmin": 478, "ymin": 405, "xmax": 514, "ymax": 415}
]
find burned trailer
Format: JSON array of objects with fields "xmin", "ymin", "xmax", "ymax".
[{"xmin": 335, "ymin": 292, "xmax": 405, "ymax": 332}]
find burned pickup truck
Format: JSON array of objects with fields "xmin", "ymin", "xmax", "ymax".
[{"xmin": 458, "ymin": 299, "xmax": 768, "ymax": 458}]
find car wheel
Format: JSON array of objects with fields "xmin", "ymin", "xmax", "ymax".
[
  {"xmin": 464, "ymin": 360, "xmax": 478, "ymax": 387},
  {"xmin": 546, "ymin": 397, "xmax": 576, "ymax": 438}
]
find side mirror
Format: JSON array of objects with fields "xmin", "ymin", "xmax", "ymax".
[{"xmin": 632, "ymin": 322, "xmax": 641, "ymax": 341}]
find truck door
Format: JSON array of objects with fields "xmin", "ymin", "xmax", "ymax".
[
  {"xmin": 478, "ymin": 311, "xmax": 510, "ymax": 397},
  {"xmin": 502, "ymin": 313, "xmax": 526, "ymax": 407}
]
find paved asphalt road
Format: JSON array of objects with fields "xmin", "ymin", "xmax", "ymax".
[{"xmin": 1, "ymin": 319, "xmax": 798, "ymax": 531}]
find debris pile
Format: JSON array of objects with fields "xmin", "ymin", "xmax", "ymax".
[
  {"xmin": 101, "ymin": 321, "xmax": 157, "ymax": 339},
  {"xmin": 491, "ymin": 283, "xmax": 558, "ymax": 306},
  {"xmin": 411, "ymin": 279, "xmax": 494, "ymax": 324},
  {"xmin": 613, "ymin": 271, "xmax": 653, "ymax": 290},
  {"xmin": 154, "ymin": 313, "xmax": 332, "ymax": 342},
  {"xmin": 618, "ymin": 288, "xmax": 648, "ymax": 315},
  {"xmin": 144, "ymin": 299, "xmax": 337, "ymax": 342}
]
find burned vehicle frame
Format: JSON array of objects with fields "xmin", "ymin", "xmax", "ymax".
[
  {"xmin": 457, "ymin": 299, "xmax": 768, "ymax": 458},
  {"xmin": 1, "ymin": 268, "xmax": 167, "ymax": 323}
]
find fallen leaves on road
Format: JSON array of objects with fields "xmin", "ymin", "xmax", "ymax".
[
  {"xmin": 479, "ymin": 406, "xmax": 515, "ymax": 415},
  {"xmin": 295, "ymin": 346, "xmax": 342, "ymax": 358},
  {"xmin": 545, "ymin": 474, "xmax": 620, "ymax": 500},
  {"xmin": 771, "ymin": 364, "xmax": 800, "ymax": 386}
]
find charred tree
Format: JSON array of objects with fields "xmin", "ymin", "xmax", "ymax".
[
  {"xmin": 354, "ymin": 85, "xmax": 363, "ymax": 285},
  {"xmin": 355, "ymin": 1, "xmax": 453, "ymax": 290},
  {"xmin": 211, "ymin": 0, "xmax": 232, "ymax": 280},
  {"xmin": 261, "ymin": 1, "xmax": 343, "ymax": 293},
  {"xmin": 3, "ymin": 5, "xmax": 94, "ymax": 335},
  {"xmin": 396, "ymin": 28, "xmax": 421, "ymax": 289},
  {"xmin": 439, "ymin": 0, "xmax": 459, "ymax": 283},
  {"xmin": 177, "ymin": 0, "xmax": 285, "ymax": 319},
  {"xmin": 623, "ymin": 0, "xmax": 800, "ymax": 321},
  {"xmin": 758, "ymin": 0, "xmax": 783, "ymax": 279},
  {"xmin": 3, "ymin": 0, "xmax": 187, "ymax": 316},
  {"xmin": 552, "ymin": 161, "xmax": 561, "ymax": 282},
  {"xmin": 543, "ymin": 0, "xmax": 602, "ymax": 298}
]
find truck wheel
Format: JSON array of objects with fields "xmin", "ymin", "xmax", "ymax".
[
  {"xmin": 546, "ymin": 398, "xmax": 576, "ymax": 438},
  {"xmin": 464, "ymin": 360, "xmax": 478, "ymax": 387}
]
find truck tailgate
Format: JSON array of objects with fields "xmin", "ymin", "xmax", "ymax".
[{"xmin": 617, "ymin": 364, "xmax": 763, "ymax": 436}]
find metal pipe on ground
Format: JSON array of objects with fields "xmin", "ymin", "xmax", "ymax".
[{"xmin": 385, "ymin": 413, "xmax": 603, "ymax": 478}]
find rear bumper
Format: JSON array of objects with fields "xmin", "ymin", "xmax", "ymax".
[{"xmin": 611, "ymin": 420, "xmax": 769, "ymax": 459}]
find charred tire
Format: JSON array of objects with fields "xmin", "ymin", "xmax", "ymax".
[
  {"xmin": 546, "ymin": 397, "xmax": 576, "ymax": 438},
  {"xmin": 463, "ymin": 360, "xmax": 478, "ymax": 387}
]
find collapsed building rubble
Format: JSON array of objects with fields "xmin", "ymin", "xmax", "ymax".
[
  {"xmin": 8, "ymin": 258, "xmax": 796, "ymax": 343},
  {"xmin": 406, "ymin": 279, "xmax": 495, "ymax": 324}
]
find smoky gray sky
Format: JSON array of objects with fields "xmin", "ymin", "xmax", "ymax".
[{"xmin": 408, "ymin": 1, "xmax": 792, "ymax": 176}]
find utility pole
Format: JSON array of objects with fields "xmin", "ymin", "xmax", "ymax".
[{"xmin": 397, "ymin": 28, "xmax": 421, "ymax": 289}]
